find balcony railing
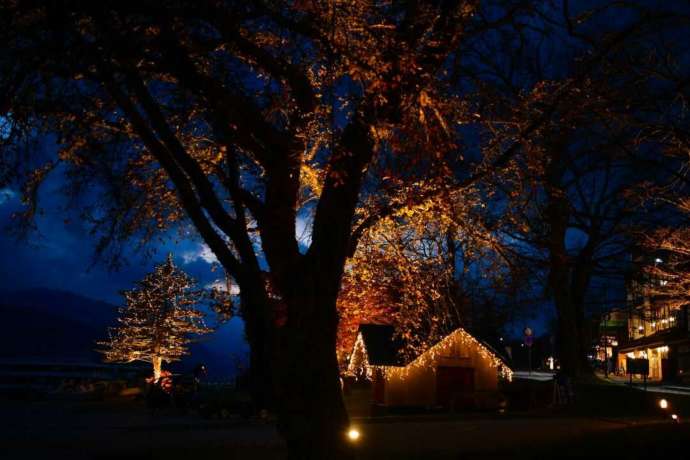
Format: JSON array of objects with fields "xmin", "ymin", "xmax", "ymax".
[{"xmin": 628, "ymin": 307, "xmax": 686, "ymax": 341}]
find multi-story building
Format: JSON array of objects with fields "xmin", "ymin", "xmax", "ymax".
[{"xmin": 617, "ymin": 254, "xmax": 690, "ymax": 382}]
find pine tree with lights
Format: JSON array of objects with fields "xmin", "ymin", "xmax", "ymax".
[{"xmin": 98, "ymin": 254, "xmax": 212, "ymax": 380}]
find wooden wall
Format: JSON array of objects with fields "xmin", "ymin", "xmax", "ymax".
[{"xmin": 382, "ymin": 331, "xmax": 502, "ymax": 407}]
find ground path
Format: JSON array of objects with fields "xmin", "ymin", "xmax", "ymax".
[{"xmin": 1, "ymin": 398, "xmax": 686, "ymax": 459}]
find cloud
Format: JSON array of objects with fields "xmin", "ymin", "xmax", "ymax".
[
  {"xmin": 0, "ymin": 188, "xmax": 16, "ymax": 205},
  {"xmin": 205, "ymin": 278, "xmax": 240, "ymax": 295},
  {"xmin": 181, "ymin": 243, "xmax": 218, "ymax": 265},
  {"xmin": 295, "ymin": 213, "xmax": 313, "ymax": 250}
]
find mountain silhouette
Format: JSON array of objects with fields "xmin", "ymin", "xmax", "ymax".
[
  {"xmin": 0, "ymin": 288, "xmax": 237, "ymax": 379},
  {"xmin": 0, "ymin": 288, "xmax": 117, "ymax": 363}
]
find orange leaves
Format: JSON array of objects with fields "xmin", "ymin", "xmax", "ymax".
[
  {"xmin": 418, "ymin": 89, "xmax": 450, "ymax": 135},
  {"xmin": 337, "ymin": 180, "xmax": 494, "ymax": 363},
  {"xmin": 299, "ymin": 162, "xmax": 324, "ymax": 201}
]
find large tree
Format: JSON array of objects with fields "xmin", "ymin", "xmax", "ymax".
[
  {"xmin": 456, "ymin": 1, "xmax": 690, "ymax": 378},
  {"xmin": 0, "ymin": 1, "xmax": 498, "ymax": 457},
  {"xmin": 337, "ymin": 184, "xmax": 519, "ymax": 362}
]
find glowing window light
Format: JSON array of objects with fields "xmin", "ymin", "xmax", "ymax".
[
  {"xmin": 347, "ymin": 428, "xmax": 361, "ymax": 441},
  {"xmin": 659, "ymin": 399, "xmax": 668, "ymax": 410}
]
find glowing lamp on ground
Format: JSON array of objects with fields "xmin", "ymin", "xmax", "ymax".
[
  {"xmin": 347, "ymin": 428, "xmax": 361, "ymax": 442},
  {"xmin": 659, "ymin": 399, "xmax": 669, "ymax": 410},
  {"xmin": 671, "ymin": 414, "xmax": 679, "ymax": 422}
]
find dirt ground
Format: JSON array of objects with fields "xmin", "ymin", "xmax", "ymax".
[{"xmin": 1, "ymin": 396, "xmax": 688, "ymax": 459}]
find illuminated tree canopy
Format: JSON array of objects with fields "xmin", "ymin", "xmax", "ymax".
[
  {"xmin": 98, "ymin": 255, "xmax": 212, "ymax": 380},
  {"xmin": 337, "ymin": 185, "xmax": 519, "ymax": 363}
]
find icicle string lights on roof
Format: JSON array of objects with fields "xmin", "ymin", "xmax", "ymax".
[
  {"xmin": 346, "ymin": 327, "xmax": 513, "ymax": 382},
  {"xmin": 382, "ymin": 328, "xmax": 512, "ymax": 382}
]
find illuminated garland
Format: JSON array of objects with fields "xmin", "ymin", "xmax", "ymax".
[
  {"xmin": 345, "ymin": 326, "xmax": 513, "ymax": 382},
  {"xmin": 380, "ymin": 328, "xmax": 512, "ymax": 382}
]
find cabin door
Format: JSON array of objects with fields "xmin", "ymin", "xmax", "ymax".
[
  {"xmin": 372, "ymin": 368, "xmax": 385, "ymax": 404},
  {"xmin": 436, "ymin": 366, "xmax": 474, "ymax": 408}
]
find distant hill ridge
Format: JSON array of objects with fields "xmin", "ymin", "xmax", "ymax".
[
  {"xmin": 0, "ymin": 288, "xmax": 117, "ymax": 363},
  {"xmin": 0, "ymin": 288, "xmax": 235, "ymax": 378}
]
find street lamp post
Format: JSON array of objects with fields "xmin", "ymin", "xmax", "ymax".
[{"xmin": 604, "ymin": 314, "xmax": 609, "ymax": 379}]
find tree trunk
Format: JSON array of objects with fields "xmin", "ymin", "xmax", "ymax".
[
  {"xmin": 548, "ymin": 249, "xmax": 595, "ymax": 380},
  {"xmin": 572, "ymin": 254, "xmax": 596, "ymax": 377},
  {"xmin": 550, "ymin": 270, "xmax": 582, "ymax": 378},
  {"xmin": 275, "ymin": 266, "xmax": 353, "ymax": 460},
  {"xmin": 240, "ymin": 285, "xmax": 275, "ymax": 413},
  {"xmin": 152, "ymin": 356, "xmax": 162, "ymax": 381},
  {"xmin": 544, "ymin": 145, "xmax": 587, "ymax": 379}
]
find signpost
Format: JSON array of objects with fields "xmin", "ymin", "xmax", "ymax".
[{"xmin": 524, "ymin": 327, "xmax": 533, "ymax": 375}]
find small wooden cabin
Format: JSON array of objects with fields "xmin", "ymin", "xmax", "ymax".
[{"xmin": 346, "ymin": 324, "xmax": 512, "ymax": 410}]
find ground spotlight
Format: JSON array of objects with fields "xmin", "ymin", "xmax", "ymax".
[
  {"xmin": 347, "ymin": 428, "xmax": 361, "ymax": 442},
  {"xmin": 671, "ymin": 414, "xmax": 679, "ymax": 422}
]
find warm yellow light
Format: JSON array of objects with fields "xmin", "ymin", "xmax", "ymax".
[
  {"xmin": 382, "ymin": 328, "xmax": 513, "ymax": 383},
  {"xmin": 347, "ymin": 428, "xmax": 361, "ymax": 441},
  {"xmin": 659, "ymin": 399, "xmax": 668, "ymax": 410},
  {"xmin": 671, "ymin": 414, "xmax": 679, "ymax": 421}
]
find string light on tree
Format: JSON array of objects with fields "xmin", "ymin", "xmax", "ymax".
[
  {"xmin": 345, "ymin": 332, "xmax": 374, "ymax": 380},
  {"xmin": 97, "ymin": 254, "xmax": 212, "ymax": 380}
]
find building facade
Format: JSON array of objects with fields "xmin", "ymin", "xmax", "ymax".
[
  {"xmin": 346, "ymin": 324, "xmax": 512, "ymax": 410},
  {"xmin": 617, "ymin": 255, "xmax": 690, "ymax": 382}
]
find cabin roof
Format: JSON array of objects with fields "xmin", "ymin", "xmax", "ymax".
[
  {"xmin": 355, "ymin": 323, "xmax": 511, "ymax": 370},
  {"xmin": 357, "ymin": 324, "xmax": 405, "ymax": 366}
]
